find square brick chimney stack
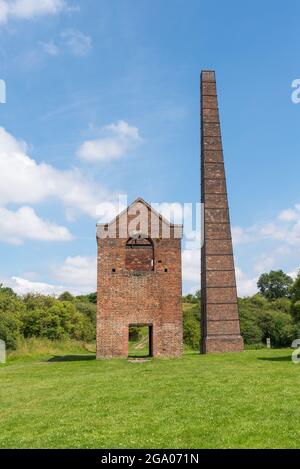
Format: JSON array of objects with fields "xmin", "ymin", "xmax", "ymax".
[{"xmin": 200, "ymin": 70, "xmax": 244, "ymax": 353}]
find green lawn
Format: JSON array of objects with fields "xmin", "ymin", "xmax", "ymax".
[{"xmin": 0, "ymin": 346, "xmax": 299, "ymax": 448}]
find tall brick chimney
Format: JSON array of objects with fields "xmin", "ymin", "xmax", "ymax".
[{"xmin": 200, "ymin": 70, "xmax": 244, "ymax": 353}]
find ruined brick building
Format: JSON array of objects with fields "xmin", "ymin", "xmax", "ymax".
[
  {"xmin": 96, "ymin": 199, "xmax": 183, "ymax": 358},
  {"xmin": 96, "ymin": 70, "xmax": 243, "ymax": 357}
]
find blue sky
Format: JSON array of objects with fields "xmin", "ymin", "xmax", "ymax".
[{"xmin": 0, "ymin": 0, "xmax": 300, "ymax": 296}]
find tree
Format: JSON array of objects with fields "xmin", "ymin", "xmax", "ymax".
[
  {"xmin": 58, "ymin": 291, "xmax": 74, "ymax": 302},
  {"xmin": 75, "ymin": 292, "xmax": 97, "ymax": 304},
  {"xmin": 0, "ymin": 284, "xmax": 17, "ymax": 297},
  {"xmin": 22, "ymin": 301, "xmax": 94, "ymax": 342},
  {"xmin": 257, "ymin": 270, "xmax": 293, "ymax": 300},
  {"xmin": 291, "ymin": 271, "xmax": 300, "ymax": 303},
  {"xmin": 0, "ymin": 287, "xmax": 24, "ymax": 349}
]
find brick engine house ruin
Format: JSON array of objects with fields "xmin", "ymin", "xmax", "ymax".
[
  {"xmin": 96, "ymin": 198, "xmax": 183, "ymax": 358},
  {"xmin": 96, "ymin": 70, "xmax": 244, "ymax": 357}
]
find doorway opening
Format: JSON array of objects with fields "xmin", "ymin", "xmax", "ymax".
[{"xmin": 128, "ymin": 324, "xmax": 153, "ymax": 358}]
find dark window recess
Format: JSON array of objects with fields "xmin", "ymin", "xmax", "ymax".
[
  {"xmin": 125, "ymin": 236, "xmax": 154, "ymax": 272},
  {"xmin": 112, "ymin": 268, "xmax": 116, "ymax": 273},
  {"xmin": 165, "ymin": 268, "xmax": 168, "ymax": 272},
  {"xmin": 158, "ymin": 260, "xmax": 162, "ymax": 263}
]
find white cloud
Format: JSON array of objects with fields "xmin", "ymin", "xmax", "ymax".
[
  {"xmin": 54, "ymin": 255, "xmax": 96, "ymax": 289},
  {"xmin": 0, "ymin": 206, "xmax": 72, "ymax": 244},
  {"xmin": 0, "ymin": 255, "xmax": 96, "ymax": 295},
  {"xmin": 182, "ymin": 248, "xmax": 200, "ymax": 283},
  {"xmin": 3, "ymin": 274, "xmax": 93, "ymax": 296},
  {"xmin": 182, "ymin": 249, "xmax": 258, "ymax": 297},
  {"xmin": 233, "ymin": 204, "xmax": 300, "ymax": 248},
  {"xmin": 0, "ymin": 1, "xmax": 9, "ymax": 23},
  {"xmin": 0, "ymin": 0, "xmax": 70, "ymax": 24},
  {"xmin": 8, "ymin": 276, "xmax": 67, "ymax": 296},
  {"xmin": 2, "ymin": 276, "xmax": 85, "ymax": 296},
  {"xmin": 288, "ymin": 268, "xmax": 300, "ymax": 280},
  {"xmin": 232, "ymin": 226, "xmax": 253, "ymax": 245},
  {"xmin": 60, "ymin": 29, "xmax": 92, "ymax": 56},
  {"xmin": 77, "ymin": 120, "xmax": 142, "ymax": 163},
  {"xmin": 0, "ymin": 127, "xmax": 117, "ymax": 219},
  {"xmin": 278, "ymin": 208, "xmax": 299, "ymax": 222},
  {"xmin": 41, "ymin": 29, "xmax": 92, "ymax": 57},
  {"xmin": 103, "ymin": 121, "xmax": 141, "ymax": 140},
  {"xmin": 39, "ymin": 40, "xmax": 59, "ymax": 56},
  {"xmin": 253, "ymin": 245, "xmax": 292, "ymax": 275},
  {"xmin": 235, "ymin": 268, "xmax": 258, "ymax": 297},
  {"xmin": 253, "ymin": 254, "xmax": 275, "ymax": 274}
]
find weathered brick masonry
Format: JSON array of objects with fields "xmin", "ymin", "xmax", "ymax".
[
  {"xmin": 201, "ymin": 70, "xmax": 244, "ymax": 353},
  {"xmin": 96, "ymin": 199, "xmax": 183, "ymax": 358}
]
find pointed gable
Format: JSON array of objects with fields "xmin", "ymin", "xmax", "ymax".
[{"xmin": 97, "ymin": 198, "xmax": 183, "ymax": 240}]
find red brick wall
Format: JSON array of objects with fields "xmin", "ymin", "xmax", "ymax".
[
  {"xmin": 125, "ymin": 241, "xmax": 154, "ymax": 272},
  {"xmin": 201, "ymin": 70, "xmax": 244, "ymax": 354},
  {"xmin": 96, "ymin": 203, "xmax": 183, "ymax": 358}
]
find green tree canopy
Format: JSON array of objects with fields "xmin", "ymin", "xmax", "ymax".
[
  {"xmin": 257, "ymin": 270, "xmax": 293, "ymax": 300},
  {"xmin": 58, "ymin": 291, "xmax": 74, "ymax": 302},
  {"xmin": 291, "ymin": 271, "xmax": 300, "ymax": 302}
]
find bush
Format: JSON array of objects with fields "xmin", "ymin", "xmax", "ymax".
[
  {"xmin": 291, "ymin": 301, "xmax": 300, "ymax": 322},
  {"xmin": 0, "ymin": 314, "xmax": 22, "ymax": 349},
  {"xmin": 58, "ymin": 291, "xmax": 74, "ymax": 302},
  {"xmin": 75, "ymin": 301, "xmax": 96, "ymax": 324},
  {"xmin": 256, "ymin": 310, "xmax": 298, "ymax": 347},
  {"xmin": 269, "ymin": 297, "xmax": 291, "ymax": 314},
  {"xmin": 0, "ymin": 287, "xmax": 24, "ymax": 349},
  {"xmin": 75, "ymin": 292, "xmax": 97, "ymax": 304},
  {"xmin": 183, "ymin": 318, "xmax": 200, "ymax": 350},
  {"xmin": 23, "ymin": 293, "xmax": 56, "ymax": 311},
  {"xmin": 183, "ymin": 302, "xmax": 200, "ymax": 350},
  {"xmin": 129, "ymin": 326, "xmax": 142, "ymax": 342},
  {"xmin": 240, "ymin": 317, "xmax": 263, "ymax": 345},
  {"xmin": 22, "ymin": 298, "xmax": 95, "ymax": 342}
]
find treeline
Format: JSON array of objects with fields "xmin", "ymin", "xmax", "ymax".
[
  {"xmin": 1, "ymin": 269, "xmax": 300, "ymax": 351},
  {"xmin": 182, "ymin": 270, "xmax": 300, "ymax": 350},
  {"xmin": 0, "ymin": 287, "xmax": 96, "ymax": 349}
]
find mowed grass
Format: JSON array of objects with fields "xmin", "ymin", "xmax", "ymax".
[{"xmin": 0, "ymin": 344, "xmax": 300, "ymax": 448}]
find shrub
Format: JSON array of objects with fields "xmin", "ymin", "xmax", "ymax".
[
  {"xmin": 291, "ymin": 301, "xmax": 300, "ymax": 322},
  {"xmin": 0, "ymin": 287, "xmax": 24, "ymax": 349},
  {"xmin": 75, "ymin": 301, "xmax": 96, "ymax": 324},
  {"xmin": 183, "ymin": 302, "xmax": 200, "ymax": 349},
  {"xmin": 269, "ymin": 297, "xmax": 291, "ymax": 314},
  {"xmin": 75, "ymin": 292, "xmax": 97, "ymax": 304},
  {"xmin": 23, "ymin": 293, "xmax": 56, "ymax": 311},
  {"xmin": 256, "ymin": 310, "xmax": 298, "ymax": 347},
  {"xmin": 22, "ymin": 300, "xmax": 95, "ymax": 342},
  {"xmin": 0, "ymin": 314, "xmax": 22, "ymax": 349},
  {"xmin": 183, "ymin": 318, "xmax": 200, "ymax": 350},
  {"xmin": 129, "ymin": 327, "xmax": 142, "ymax": 342},
  {"xmin": 58, "ymin": 291, "xmax": 74, "ymax": 302},
  {"xmin": 240, "ymin": 317, "xmax": 263, "ymax": 345}
]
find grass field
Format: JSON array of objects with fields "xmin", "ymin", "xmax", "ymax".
[{"xmin": 0, "ymin": 341, "xmax": 299, "ymax": 449}]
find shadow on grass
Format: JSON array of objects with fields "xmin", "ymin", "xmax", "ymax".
[
  {"xmin": 258, "ymin": 355, "xmax": 292, "ymax": 362},
  {"xmin": 48, "ymin": 354, "xmax": 96, "ymax": 362}
]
